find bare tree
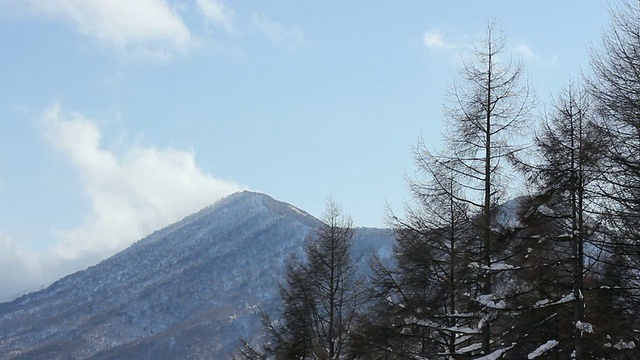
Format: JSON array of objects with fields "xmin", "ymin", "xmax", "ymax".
[
  {"xmin": 433, "ymin": 20, "xmax": 535, "ymax": 355},
  {"xmin": 586, "ymin": 1, "xmax": 640, "ymax": 356},
  {"xmin": 371, "ymin": 148, "xmax": 477, "ymax": 359},
  {"xmin": 588, "ymin": 0, "xmax": 640, "ymax": 267},
  {"xmin": 360, "ymin": 20, "xmax": 535, "ymax": 354},
  {"xmin": 242, "ymin": 199, "xmax": 363, "ymax": 360},
  {"xmin": 526, "ymin": 81, "xmax": 604, "ymax": 359},
  {"xmin": 304, "ymin": 200, "xmax": 362, "ymax": 359},
  {"xmin": 588, "ymin": 0, "xmax": 640, "ymax": 251}
]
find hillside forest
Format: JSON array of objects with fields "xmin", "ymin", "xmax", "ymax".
[{"xmin": 237, "ymin": 3, "xmax": 640, "ymax": 359}]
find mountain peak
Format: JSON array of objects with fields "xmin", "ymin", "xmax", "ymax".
[
  {"xmin": 212, "ymin": 190, "xmax": 318, "ymax": 226},
  {"xmin": 0, "ymin": 191, "xmax": 386, "ymax": 359}
]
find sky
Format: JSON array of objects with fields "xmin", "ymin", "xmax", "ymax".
[{"xmin": 0, "ymin": 0, "xmax": 613, "ymax": 301}]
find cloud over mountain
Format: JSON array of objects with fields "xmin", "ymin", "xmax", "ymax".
[
  {"xmin": 40, "ymin": 103, "xmax": 241, "ymax": 259},
  {"xmin": 0, "ymin": 104, "xmax": 241, "ymax": 302}
]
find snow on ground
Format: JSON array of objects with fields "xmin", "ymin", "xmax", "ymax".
[{"xmin": 527, "ymin": 340, "xmax": 559, "ymax": 359}]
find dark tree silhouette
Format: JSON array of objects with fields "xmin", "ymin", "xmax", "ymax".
[
  {"xmin": 238, "ymin": 199, "xmax": 364, "ymax": 360},
  {"xmin": 524, "ymin": 81, "xmax": 604, "ymax": 359},
  {"xmin": 586, "ymin": 1, "xmax": 640, "ymax": 356},
  {"xmin": 430, "ymin": 20, "xmax": 535, "ymax": 356}
]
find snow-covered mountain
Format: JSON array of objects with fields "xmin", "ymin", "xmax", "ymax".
[{"xmin": 0, "ymin": 191, "xmax": 393, "ymax": 359}]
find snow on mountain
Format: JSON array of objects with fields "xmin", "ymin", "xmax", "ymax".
[{"xmin": 0, "ymin": 191, "xmax": 393, "ymax": 359}]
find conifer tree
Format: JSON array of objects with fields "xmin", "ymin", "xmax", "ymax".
[
  {"xmin": 367, "ymin": 155, "xmax": 477, "ymax": 358},
  {"xmin": 359, "ymin": 20, "xmax": 535, "ymax": 354},
  {"xmin": 587, "ymin": 0, "xmax": 640, "ymax": 355},
  {"xmin": 239, "ymin": 199, "xmax": 363, "ymax": 360},
  {"xmin": 432, "ymin": 20, "xmax": 534, "ymax": 355},
  {"xmin": 522, "ymin": 81, "xmax": 604, "ymax": 358}
]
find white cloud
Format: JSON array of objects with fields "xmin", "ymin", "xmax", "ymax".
[
  {"xmin": 197, "ymin": 0, "xmax": 235, "ymax": 34},
  {"xmin": 0, "ymin": 104, "xmax": 241, "ymax": 301},
  {"xmin": 26, "ymin": 0, "xmax": 192, "ymax": 60},
  {"xmin": 0, "ymin": 104, "xmax": 240, "ymax": 302},
  {"xmin": 423, "ymin": 29, "xmax": 454, "ymax": 50},
  {"xmin": 0, "ymin": 234, "xmax": 41, "ymax": 301},
  {"xmin": 252, "ymin": 13, "xmax": 305, "ymax": 47},
  {"xmin": 0, "ymin": 233, "xmax": 106, "ymax": 302},
  {"xmin": 40, "ymin": 103, "xmax": 242, "ymax": 259},
  {"xmin": 515, "ymin": 43, "xmax": 536, "ymax": 59}
]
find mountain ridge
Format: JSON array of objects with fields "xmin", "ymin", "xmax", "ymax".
[{"xmin": 0, "ymin": 191, "xmax": 393, "ymax": 359}]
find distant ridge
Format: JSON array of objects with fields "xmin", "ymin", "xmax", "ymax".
[{"xmin": 0, "ymin": 191, "xmax": 393, "ymax": 359}]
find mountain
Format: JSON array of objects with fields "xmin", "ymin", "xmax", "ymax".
[{"xmin": 0, "ymin": 191, "xmax": 394, "ymax": 359}]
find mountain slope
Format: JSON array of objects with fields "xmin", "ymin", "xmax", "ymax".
[{"xmin": 0, "ymin": 191, "xmax": 393, "ymax": 359}]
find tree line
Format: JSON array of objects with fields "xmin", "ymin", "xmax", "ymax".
[{"xmin": 237, "ymin": 2, "xmax": 640, "ymax": 359}]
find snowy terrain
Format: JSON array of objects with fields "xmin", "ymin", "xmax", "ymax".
[{"xmin": 0, "ymin": 191, "xmax": 393, "ymax": 359}]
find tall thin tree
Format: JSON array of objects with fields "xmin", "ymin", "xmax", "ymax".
[
  {"xmin": 437, "ymin": 20, "xmax": 535, "ymax": 355},
  {"xmin": 587, "ymin": 1, "xmax": 640, "ymax": 355},
  {"xmin": 240, "ymin": 199, "xmax": 363, "ymax": 360},
  {"xmin": 528, "ymin": 81, "xmax": 603, "ymax": 359},
  {"xmin": 376, "ymin": 149, "xmax": 477, "ymax": 358}
]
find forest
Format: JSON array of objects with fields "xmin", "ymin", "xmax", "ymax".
[{"xmin": 236, "ymin": 2, "xmax": 640, "ymax": 359}]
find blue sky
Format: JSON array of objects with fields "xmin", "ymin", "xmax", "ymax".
[{"xmin": 0, "ymin": 0, "xmax": 611, "ymax": 301}]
